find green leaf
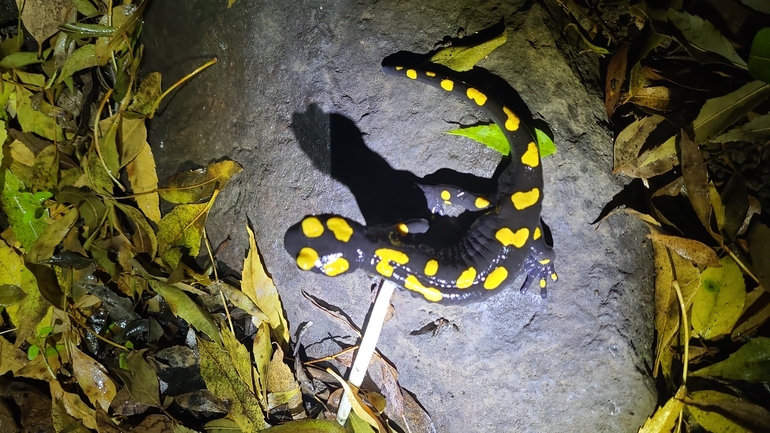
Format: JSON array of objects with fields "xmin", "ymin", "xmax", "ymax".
[
  {"xmin": 742, "ymin": 0, "xmax": 770, "ymax": 14},
  {"xmin": 692, "ymin": 336, "xmax": 770, "ymax": 381},
  {"xmin": 0, "ymin": 284, "xmax": 26, "ymax": 306},
  {"xmin": 113, "ymin": 350, "xmax": 161, "ymax": 408},
  {"xmin": 748, "ymin": 223, "xmax": 770, "ymax": 291},
  {"xmin": 691, "ymin": 256, "xmax": 746, "ymax": 339},
  {"xmin": 430, "ymin": 32, "xmax": 507, "ymax": 72},
  {"xmin": 0, "ymin": 52, "xmax": 44, "ymax": 69},
  {"xmin": 446, "ymin": 124, "xmax": 556, "ymax": 158},
  {"xmin": 534, "ymin": 128, "xmax": 557, "ymax": 158},
  {"xmin": 27, "ymin": 344, "xmax": 40, "ymax": 361},
  {"xmin": 148, "ymin": 279, "xmax": 220, "ymax": 345},
  {"xmin": 663, "ymin": 9, "xmax": 747, "ymax": 67},
  {"xmin": 258, "ymin": 419, "xmax": 348, "ymax": 433},
  {"xmin": 748, "ymin": 28, "xmax": 770, "ymax": 83},
  {"xmin": 1, "ymin": 169, "xmax": 50, "ymax": 249},
  {"xmin": 711, "ymin": 113, "xmax": 770, "ymax": 143},
  {"xmin": 447, "ymin": 124, "xmax": 508, "ymax": 154},
  {"xmin": 26, "ymin": 208, "xmax": 79, "ymax": 264},
  {"xmin": 55, "ymin": 39, "xmax": 98, "ymax": 84},
  {"xmin": 70, "ymin": 0, "xmax": 100, "ymax": 17}
]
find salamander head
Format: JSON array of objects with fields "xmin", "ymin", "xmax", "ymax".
[{"xmin": 284, "ymin": 214, "xmax": 365, "ymax": 277}]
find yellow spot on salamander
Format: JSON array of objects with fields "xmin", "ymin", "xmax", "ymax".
[
  {"xmin": 502, "ymin": 106, "xmax": 520, "ymax": 131},
  {"xmin": 495, "ymin": 227, "xmax": 530, "ymax": 248},
  {"xmin": 297, "ymin": 247, "xmax": 319, "ymax": 270},
  {"xmin": 374, "ymin": 248, "xmax": 409, "ymax": 277},
  {"xmin": 474, "ymin": 197, "xmax": 490, "ymax": 209},
  {"xmin": 441, "ymin": 79, "xmax": 454, "ymax": 91},
  {"xmin": 521, "ymin": 142, "xmax": 540, "ymax": 168},
  {"xmin": 323, "ymin": 256, "xmax": 349, "ymax": 276},
  {"xmin": 484, "ymin": 267, "xmax": 508, "ymax": 290},
  {"xmin": 301, "ymin": 217, "xmax": 324, "ymax": 238},
  {"xmin": 539, "ymin": 258, "xmax": 551, "ymax": 265},
  {"xmin": 466, "ymin": 87, "xmax": 487, "ymax": 106},
  {"xmin": 406, "ymin": 69, "xmax": 417, "ymax": 79},
  {"xmin": 397, "ymin": 223, "xmax": 409, "ymax": 236},
  {"xmin": 327, "ymin": 217, "xmax": 353, "ymax": 242},
  {"xmin": 456, "ymin": 267, "xmax": 477, "ymax": 289},
  {"xmin": 534, "ymin": 226, "xmax": 542, "ymax": 240},
  {"xmin": 395, "ymin": 66, "xmax": 404, "ymax": 71},
  {"xmin": 540, "ymin": 278, "xmax": 547, "ymax": 289},
  {"xmin": 424, "ymin": 259, "xmax": 439, "ymax": 276},
  {"xmin": 376, "ymin": 248, "xmax": 409, "ymax": 264},
  {"xmin": 426, "ymin": 71, "xmax": 436, "ymax": 77},
  {"xmin": 511, "ymin": 188, "xmax": 540, "ymax": 210},
  {"xmin": 376, "ymin": 261, "xmax": 395, "ymax": 277},
  {"xmin": 441, "ymin": 190, "xmax": 451, "ymax": 200},
  {"xmin": 404, "ymin": 275, "xmax": 443, "ymax": 302},
  {"xmin": 551, "ymin": 273, "xmax": 558, "ymax": 281}
]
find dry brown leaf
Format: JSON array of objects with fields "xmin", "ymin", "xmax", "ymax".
[
  {"xmin": 647, "ymin": 232, "xmax": 720, "ymax": 267},
  {"xmin": 19, "ymin": 0, "xmax": 71, "ymax": 49},
  {"xmin": 680, "ymin": 131, "xmax": 721, "ymax": 242},
  {"xmin": 605, "ymin": 42, "xmax": 629, "ymax": 118}
]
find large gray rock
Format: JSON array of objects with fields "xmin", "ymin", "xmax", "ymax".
[{"xmin": 143, "ymin": 1, "xmax": 656, "ymax": 431}]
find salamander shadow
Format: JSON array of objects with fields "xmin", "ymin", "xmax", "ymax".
[{"xmin": 290, "ymin": 104, "xmax": 500, "ymax": 246}]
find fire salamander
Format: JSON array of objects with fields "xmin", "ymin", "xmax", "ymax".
[{"xmin": 284, "ymin": 62, "xmax": 557, "ymax": 303}]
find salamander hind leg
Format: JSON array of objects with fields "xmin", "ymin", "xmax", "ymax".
[{"xmin": 519, "ymin": 225, "xmax": 558, "ymax": 299}]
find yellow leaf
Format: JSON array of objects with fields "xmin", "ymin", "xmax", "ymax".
[
  {"xmin": 327, "ymin": 368, "xmax": 385, "ymax": 432},
  {"xmin": 686, "ymin": 390, "xmax": 749, "ymax": 433},
  {"xmin": 638, "ymin": 385, "xmax": 686, "ymax": 433},
  {"xmin": 13, "ymin": 86, "xmax": 63, "ymax": 141},
  {"xmin": 243, "ymin": 225, "xmax": 289, "ymax": 347},
  {"xmin": 50, "ymin": 379, "xmax": 97, "ymax": 429},
  {"xmin": 430, "ymin": 32, "xmax": 507, "ymax": 72},
  {"xmin": 0, "ymin": 335, "xmax": 28, "ymax": 375},
  {"xmin": 159, "ymin": 160, "xmax": 243, "ymax": 204},
  {"xmin": 222, "ymin": 327, "xmax": 255, "ymax": 394},
  {"xmin": 157, "ymin": 202, "xmax": 209, "ymax": 259},
  {"xmin": 126, "ymin": 141, "xmax": 160, "ymax": 224},
  {"xmin": 83, "ymin": 143, "xmax": 114, "ymax": 195},
  {"xmin": 128, "ymin": 72, "xmax": 162, "ymax": 116},
  {"xmin": 70, "ymin": 344, "xmax": 117, "ymax": 411},
  {"xmin": 198, "ymin": 335, "xmax": 266, "ymax": 431},
  {"xmin": 692, "ymin": 256, "xmax": 746, "ymax": 339}
]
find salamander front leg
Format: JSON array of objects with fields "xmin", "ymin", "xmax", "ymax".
[{"xmin": 417, "ymin": 184, "xmax": 493, "ymax": 216}]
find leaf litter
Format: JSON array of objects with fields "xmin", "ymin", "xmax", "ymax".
[
  {"xmin": 567, "ymin": 0, "xmax": 770, "ymax": 431},
  {"xmin": 0, "ymin": 1, "xmax": 433, "ymax": 432}
]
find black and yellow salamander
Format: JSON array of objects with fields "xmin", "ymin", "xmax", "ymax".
[{"xmin": 284, "ymin": 62, "xmax": 557, "ymax": 303}]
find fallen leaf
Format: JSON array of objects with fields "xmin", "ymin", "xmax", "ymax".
[
  {"xmin": 242, "ymin": 225, "xmax": 289, "ymax": 347},
  {"xmin": 692, "ymin": 256, "xmax": 746, "ymax": 339},
  {"xmin": 198, "ymin": 335, "xmax": 266, "ymax": 431},
  {"xmin": 70, "ymin": 344, "xmax": 117, "ymax": 412}
]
